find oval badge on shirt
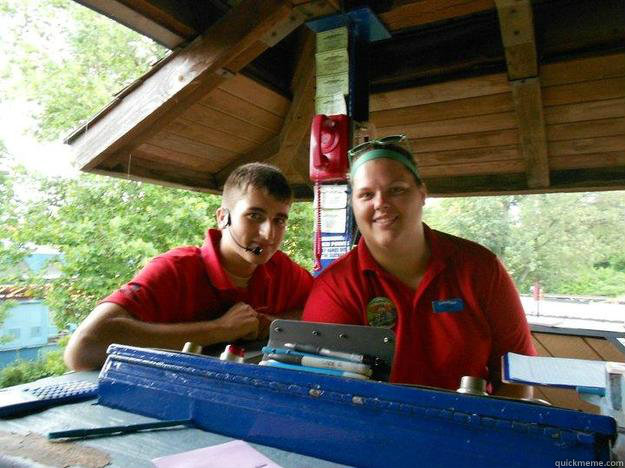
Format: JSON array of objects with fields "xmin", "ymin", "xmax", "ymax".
[{"xmin": 366, "ymin": 297, "xmax": 397, "ymax": 328}]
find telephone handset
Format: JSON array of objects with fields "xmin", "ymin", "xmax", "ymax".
[{"xmin": 309, "ymin": 114, "xmax": 350, "ymax": 183}]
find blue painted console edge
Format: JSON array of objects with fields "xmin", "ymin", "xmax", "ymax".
[{"xmin": 97, "ymin": 345, "xmax": 616, "ymax": 468}]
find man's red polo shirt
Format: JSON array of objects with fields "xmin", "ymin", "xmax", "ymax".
[
  {"xmin": 104, "ymin": 229, "xmax": 312, "ymax": 323},
  {"xmin": 302, "ymin": 224, "xmax": 536, "ymax": 389}
]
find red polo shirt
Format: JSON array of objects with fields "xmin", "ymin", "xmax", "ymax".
[
  {"xmin": 302, "ymin": 224, "xmax": 535, "ymax": 389},
  {"xmin": 104, "ymin": 229, "xmax": 313, "ymax": 323}
]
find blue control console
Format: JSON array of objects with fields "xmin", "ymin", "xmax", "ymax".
[{"xmin": 98, "ymin": 344, "xmax": 616, "ymax": 468}]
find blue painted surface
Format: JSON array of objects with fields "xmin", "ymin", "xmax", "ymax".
[
  {"xmin": 98, "ymin": 345, "xmax": 617, "ymax": 468},
  {"xmin": 0, "ymin": 344, "xmax": 59, "ymax": 368},
  {"xmin": 0, "ymin": 300, "xmax": 58, "ymax": 350},
  {"xmin": 0, "ymin": 250, "xmax": 62, "ymax": 369}
]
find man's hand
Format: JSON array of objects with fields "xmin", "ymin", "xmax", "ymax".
[{"xmin": 216, "ymin": 302, "xmax": 259, "ymax": 341}]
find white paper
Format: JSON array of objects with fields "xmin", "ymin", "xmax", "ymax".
[
  {"xmin": 321, "ymin": 209, "xmax": 346, "ymax": 233},
  {"xmin": 504, "ymin": 352, "xmax": 607, "ymax": 388},
  {"xmin": 314, "ymin": 185, "xmax": 348, "ymax": 209},
  {"xmin": 152, "ymin": 440, "xmax": 284, "ymax": 468}
]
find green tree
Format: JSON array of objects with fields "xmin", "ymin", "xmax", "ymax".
[
  {"xmin": 424, "ymin": 192, "xmax": 625, "ymax": 296},
  {"xmin": 1, "ymin": 0, "xmax": 167, "ymax": 140}
]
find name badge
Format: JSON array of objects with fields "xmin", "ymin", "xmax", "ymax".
[{"xmin": 432, "ymin": 298, "xmax": 464, "ymax": 313}]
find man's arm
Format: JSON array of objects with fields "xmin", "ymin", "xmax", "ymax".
[{"xmin": 64, "ymin": 302, "xmax": 259, "ymax": 371}]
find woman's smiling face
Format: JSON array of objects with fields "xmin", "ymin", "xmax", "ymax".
[{"xmin": 351, "ymin": 156, "xmax": 426, "ymax": 251}]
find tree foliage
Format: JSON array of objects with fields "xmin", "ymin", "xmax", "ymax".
[
  {"xmin": 0, "ymin": 0, "xmax": 167, "ymax": 140},
  {"xmin": 423, "ymin": 192, "xmax": 625, "ymax": 296}
]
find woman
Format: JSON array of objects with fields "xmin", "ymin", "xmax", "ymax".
[{"xmin": 302, "ymin": 136, "xmax": 535, "ymax": 397}]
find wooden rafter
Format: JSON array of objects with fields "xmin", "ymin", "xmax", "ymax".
[
  {"xmin": 511, "ymin": 78, "xmax": 550, "ymax": 188},
  {"xmin": 71, "ymin": 0, "xmax": 336, "ymax": 179},
  {"xmin": 74, "ymin": 0, "xmax": 190, "ymax": 49},
  {"xmin": 496, "ymin": 0, "xmax": 549, "ymax": 189},
  {"xmin": 271, "ymin": 29, "xmax": 316, "ymax": 181},
  {"xmin": 495, "ymin": 0, "xmax": 537, "ymax": 79}
]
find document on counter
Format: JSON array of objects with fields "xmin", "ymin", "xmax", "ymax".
[
  {"xmin": 152, "ymin": 439, "xmax": 284, "ymax": 468},
  {"xmin": 502, "ymin": 352, "xmax": 607, "ymax": 389}
]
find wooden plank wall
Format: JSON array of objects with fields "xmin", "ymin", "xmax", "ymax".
[
  {"xmin": 541, "ymin": 54, "xmax": 625, "ymax": 173},
  {"xmin": 531, "ymin": 331, "xmax": 625, "ymax": 413},
  {"xmin": 369, "ymin": 52, "xmax": 625, "ymax": 181}
]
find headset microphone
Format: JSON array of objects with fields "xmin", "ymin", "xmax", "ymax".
[{"xmin": 224, "ymin": 210, "xmax": 264, "ymax": 256}]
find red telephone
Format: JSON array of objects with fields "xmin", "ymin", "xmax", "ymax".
[{"xmin": 309, "ymin": 114, "xmax": 350, "ymax": 183}]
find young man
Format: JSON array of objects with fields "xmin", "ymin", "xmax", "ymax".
[{"xmin": 65, "ymin": 163, "xmax": 312, "ymax": 370}]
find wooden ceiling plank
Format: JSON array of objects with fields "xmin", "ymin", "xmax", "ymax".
[
  {"xmin": 548, "ymin": 135, "xmax": 625, "ymax": 157},
  {"xmin": 272, "ymin": 30, "xmax": 316, "ymax": 175},
  {"xmin": 420, "ymin": 160, "xmax": 526, "ymax": 178},
  {"xmin": 147, "ymin": 132, "xmax": 238, "ymax": 161},
  {"xmin": 129, "ymin": 143, "xmax": 219, "ymax": 171},
  {"xmin": 547, "ymin": 118, "xmax": 625, "ymax": 142},
  {"xmin": 378, "ymin": 111, "xmax": 518, "ymax": 139},
  {"xmin": 542, "ymin": 77, "xmax": 625, "ymax": 107},
  {"xmin": 549, "ymin": 151, "xmax": 625, "ymax": 171},
  {"xmin": 408, "ymin": 129, "xmax": 519, "ymax": 153},
  {"xmin": 425, "ymin": 168, "xmax": 625, "ymax": 197},
  {"xmin": 72, "ymin": 0, "xmax": 313, "ymax": 172},
  {"xmin": 541, "ymin": 53, "xmax": 625, "ymax": 87},
  {"xmin": 511, "ymin": 78, "xmax": 550, "ymax": 188},
  {"xmin": 218, "ymin": 74, "xmax": 290, "ymax": 116},
  {"xmin": 200, "ymin": 88, "xmax": 284, "ymax": 133},
  {"xmin": 495, "ymin": 0, "xmax": 537, "ymax": 80},
  {"xmin": 370, "ymin": 73, "xmax": 510, "ymax": 111},
  {"xmin": 94, "ymin": 162, "xmax": 217, "ymax": 192},
  {"xmin": 545, "ymin": 98, "xmax": 625, "ymax": 125},
  {"xmin": 167, "ymin": 119, "xmax": 257, "ymax": 155},
  {"xmin": 370, "ymin": 92, "xmax": 514, "ymax": 128},
  {"xmin": 214, "ymin": 136, "xmax": 281, "ymax": 187},
  {"xmin": 380, "ymin": 0, "xmax": 495, "ymax": 32},
  {"xmin": 187, "ymin": 104, "xmax": 274, "ymax": 144},
  {"xmin": 74, "ymin": 0, "xmax": 187, "ymax": 48},
  {"xmin": 416, "ymin": 145, "xmax": 519, "ymax": 167}
]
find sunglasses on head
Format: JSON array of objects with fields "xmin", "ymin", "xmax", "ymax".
[{"xmin": 348, "ymin": 134, "xmax": 407, "ymax": 161}]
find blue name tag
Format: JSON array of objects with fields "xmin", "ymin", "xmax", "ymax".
[{"xmin": 432, "ymin": 298, "xmax": 464, "ymax": 313}]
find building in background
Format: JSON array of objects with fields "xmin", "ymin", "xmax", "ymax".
[{"xmin": 0, "ymin": 248, "xmax": 62, "ymax": 368}]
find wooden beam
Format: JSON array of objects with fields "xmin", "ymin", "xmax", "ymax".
[
  {"xmin": 74, "ymin": 0, "xmax": 188, "ymax": 48},
  {"xmin": 495, "ymin": 0, "xmax": 537, "ymax": 80},
  {"xmin": 71, "ymin": 0, "xmax": 336, "ymax": 172},
  {"xmin": 511, "ymin": 78, "xmax": 550, "ymax": 188},
  {"xmin": 380, "ymin": 0, "xmax": 495, "ymax": 32},
  {"xmin": 424, "ymin": 167, "xmax": 625, "ymax": 197},
  {"xmin": 271, "ymin": 30, "xmax": 316, "ymax": 174}
]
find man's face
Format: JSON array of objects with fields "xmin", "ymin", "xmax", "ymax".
[{"xmin": 218, "ymin": 186, "xmax": 290, "ymax": 266}]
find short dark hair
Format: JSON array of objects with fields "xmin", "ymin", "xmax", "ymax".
[{"xmin": 222, "ymin": 162, "xmax": 292, "ymax": 208}]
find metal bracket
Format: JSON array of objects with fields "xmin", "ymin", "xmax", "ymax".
[{"xmin": 267, "ymin": 319, "xmax": 395, "ymax": 379}]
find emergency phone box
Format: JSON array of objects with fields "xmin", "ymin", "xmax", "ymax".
[{"xmin": 98, "ymin": 344, "xmax": 616, "ymax": 468}]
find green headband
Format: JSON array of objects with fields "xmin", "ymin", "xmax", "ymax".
[{"xmin": 349, "ymin": 149, "xmax": 419, "ymax": 180}]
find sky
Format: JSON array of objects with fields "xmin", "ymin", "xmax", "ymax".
[
  {"xmin": 0, "ymin": 99, "xmax": 77, "ymax": 178},
  {"xmin": 0, "ymin": 4, "xmax": 77, "ymax": 178}
]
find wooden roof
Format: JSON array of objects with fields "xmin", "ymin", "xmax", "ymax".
[{"xmin": 67, "ymin": 0, "xmax": 625, "ymax": 198}]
